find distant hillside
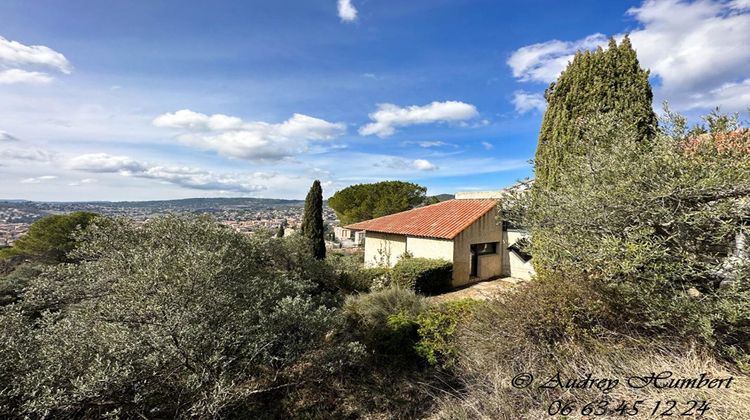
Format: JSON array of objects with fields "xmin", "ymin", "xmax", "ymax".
[
  {"xmin": 431, "ymin": 194, "xmax": 454, "ymax": 202},
  {"xmin": 0, "ymin": 197, "xmax": 305, "ymax": 210},
  {"xmin": 0, "ymin": 197, "xmax": 313, "ymax": 224},
  {"xmin": 102, "ymin": 197, "xmax": 305, "ymax": 209}
]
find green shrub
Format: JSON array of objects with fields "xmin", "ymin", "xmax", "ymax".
[
  {"xmin": 391, "ymin": 258, "xmax": 452, "ymax": 295},
  {"xmin": 342, "ymin": 287, "xmax": 427, "ymax": 360},
  {"xmin": 486, "ymin": 276, "xmax": 611, "ymax": 346},
  {"xmin": 343, "ymin": 289, "xmax": 481, "ymax": 368},
  {"xmin": 0, "ymin": 263, "xmax": 45, "ymax": 306},
  {"xmin": 327, "ymin": 253, "xmax": 389, "ymax": 293},
  {"xmin": 415, "ymin": 298, "xmax": 479, "ymax": 368},
  {"xmin": 0, "ymin": 216, "xmax": 351, "ymax": 418}
]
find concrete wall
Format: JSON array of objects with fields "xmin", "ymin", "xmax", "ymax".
[
  {"xmin": 502, "ymin": 229, "xmax": 535, "ymax": 280},
  {"xmin": 452, "ymin": 211, "xmax": 503, "ymax": 286},
  {"xmin": 363, "ymin": 232, "xmax": 407, "ymax": 267}
]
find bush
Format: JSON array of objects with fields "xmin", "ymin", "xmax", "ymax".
[
  {"xmin": 0, "ymin": 216, "xmax": 351, "ymax": 418},
  {"xmin": 392, "ymin": 258, "xmax": 452, "ymax": 295},
  {"xmin": 0, "ymin": 263, "xmax": 45, "ymax": 306},
  {"xmin": 327, "ymin": 252, "xmax": 385, "ymax": 293},
  {"xmin": 342, "ymin": 288, "xmax": 480, "ymax": 368},
  {"xmin": 342, "ymin": 287, "xmax": 427, "ymax": 360},
  {"xmin": 414, "ymin": 298, "xmax": 479, "ymax": 368}
]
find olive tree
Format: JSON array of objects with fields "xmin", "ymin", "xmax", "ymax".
[{"xmin": 0, "ymin": 216, "xmax": 354, "ymax": 418}]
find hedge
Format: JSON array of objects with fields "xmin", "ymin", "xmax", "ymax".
[{"xmin": 392, "ymin": 257, "xmax": 452, "ymax": 295}]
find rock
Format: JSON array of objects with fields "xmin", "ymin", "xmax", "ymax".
[{"xmin": 719, "ymin": 279, "xmax": 735, "ymax": 289}]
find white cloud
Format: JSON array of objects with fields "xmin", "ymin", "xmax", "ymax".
[
  {"xmin": 379, "ymin": 157, "xmax": 439, "ymax": 171},
  {"xmin": 0, "ymin": 69, "xmax": 53, "ymax": 85},
  {"xmin": 627, "ymin": 0, "xmax": 750, "ymax": 109},
  {"xmin": 681, "ymin": 78, "xmax": 750, "ymax": 111},
  {"xmin": 411, "ymin": 159, "xmax": 438, "ymax": 171},
  {"xmin": 153, "ymin": 110, "xmax": 346, "ymax": 161},
  {"xmin": 330, "ymin": 152, "xmax": 529, "ymax": 183},
  {"xmin": 69, "ymin": 178, "xmax": 97, "ymax": 186},
  {"xmin": 359, "ymin": 101, "xmax": 480, "ymax": 138},
  {"xmin": 0, "ymin": 148, "xmax": 54, "ymax": 162},
  {"xmin": 137, "ymin": 166, "xmax": 266, "ymax": 193},
  {"xmin": 417, "ymin": 141, "xmax": 452, "ymax": 148},
  {"xmin": 153, "ymin": 109, "xmax": 244, "ymax": 131},
  {"xmin": 66, "ymin": 153, "xmax": 268, "ymax": 194},
  {"xmin": 507, "ymin": 0, "xmax": 750, "ymax": 111},
  {"xmin": 20, "ymin": 175, "xmax": 57, "ymax": 184},
  {"xmin": 0, "ymin": 131, "xmax": 19, "ymax": 142},
  {"xmin": 338, "ymin": 0, "xmax": 358, "ymax": 22},
  {"xmin": 507, "ymin": 34, "xmax": 608, "ymax": 83},
  {"xmin": 67, "ymin": 153, "xmax": 147, "ymax": 173},
  {"xmin": 0, "ymin": 36, "xmax": 72, "ymax": 74},
  {"xmin": 481, "ymin": 141, "xmax": 494, "ymax": 150},
  {"xmin": 512, "ymin": 91, "xmax": 547, "ymax": 114}
]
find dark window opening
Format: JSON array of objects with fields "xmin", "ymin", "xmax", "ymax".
[
  {"xmin": 508, "ymin": 238, "xmax": 532, "ymax": 262},
  {"xmin": 471, "ymin": 242, "xmax": 498, "ymax": 256},
  {"xmin": 470, "ymin": 250, "xmax": 478, "ymax": 277}
]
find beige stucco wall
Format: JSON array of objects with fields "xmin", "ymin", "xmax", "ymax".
[
  {"xmin": 406, "ymin": 236, "xmax": 454, "ymax": 261},
  {"xmin": 364, "ymin": 232, "xmax": 407, "ymax": 267},
  {"xmin": 364, "ymin": 232, "xmax": 453, "ymax": 267},
  {"xmin": 452, "ymin": 211, "xmax": 503, "ymax": 286},
  {"xmin": 503, "ymin": 229, "xmax": 535, "ymax": 280}
]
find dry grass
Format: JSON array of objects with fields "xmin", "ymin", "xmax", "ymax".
[{"xmin": 429, "ymin": 296, "xmax": 750, "ymax": 420}]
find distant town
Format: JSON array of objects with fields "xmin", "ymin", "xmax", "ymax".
[{"xmin": 0, "ymin": 198, "xmax": 338, "ymax": 247}]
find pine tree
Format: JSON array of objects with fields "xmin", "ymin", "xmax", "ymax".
[
  {"xmin": 276, "ymin": 223, "xmax": 285, "ymax": 238},
  {"xmin": 301, "ymin": 180, "xmax": 326, "ymax": 260},
  {"xmin": 535, "ymin": 36, "xmax": 657, "ymax": 189}
]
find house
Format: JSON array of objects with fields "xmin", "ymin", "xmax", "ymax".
[
  {"xmin": 346, "ymin": 191, "xmax": 535, "ymax": 287},
  {"xmin": 333, "ymin": 226, "xmax": 365, "ymax": 247}
]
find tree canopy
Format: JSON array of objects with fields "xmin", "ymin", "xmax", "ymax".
[
  {"xmin": 535, "ymin": 36, "xmax": 657, "ymax": 189},
  {"xmin": 0, "ymin": 211, "xmax": 99, "ymax": 263},
  {"xmin": 328, "ymin": 181, "xmax": 427, "ymax": 225}
]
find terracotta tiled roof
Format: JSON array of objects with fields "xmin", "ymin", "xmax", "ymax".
[
  {"xmin": 345, "ymin": 199, "xmax": 498, "ymax": 240},
  {"xmin": 684, "ymin": 129, "xmax": 750, "ymax": 155}
]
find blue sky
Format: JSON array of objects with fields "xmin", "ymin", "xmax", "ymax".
[{"xmin": 1, "ymin": 0, "xmax": 749, "ymax": 201}]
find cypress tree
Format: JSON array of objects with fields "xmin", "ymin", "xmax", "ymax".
[
  {"xmin": 301, "ymin": 180, "xmax": 326, "ymax": 260},
  {"xmin": 535, "ymin": 36, "xmax": 657, "ymax": 189}
]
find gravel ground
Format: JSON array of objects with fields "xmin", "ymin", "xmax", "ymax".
[{"xmin": 430, "ymin": 277, "xmax": 522, "ymax": 303}]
